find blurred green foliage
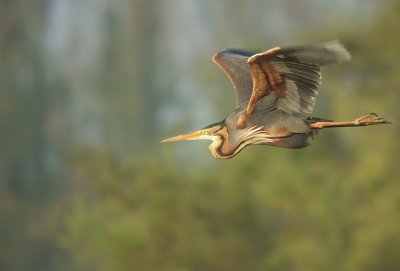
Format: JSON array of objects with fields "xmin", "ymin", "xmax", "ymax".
[{"xmin": 1, "ymin": 0, "xmax": 399, "ymax": 270}]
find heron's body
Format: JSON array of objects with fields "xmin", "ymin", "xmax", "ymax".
[{"xmin": 162, "ymin": 41, "xmax": 389, "ymax": 159}]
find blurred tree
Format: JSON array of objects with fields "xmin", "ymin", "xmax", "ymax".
[
  {"xmin": 0, "ymin": 0, "xmax": 69, "ymax": 270},
  {"xmin": 1, "ymin": 0, "xmax": 399, "ymax": 270},
  {"xmin": 59, "ymin": 1, "xmax": 400, "ymax": 270},
  {"xmin": 0, "ymin": 0, "xmax": 51, "ymax": 198}
]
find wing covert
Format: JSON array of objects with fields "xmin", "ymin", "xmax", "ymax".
[
  {"xmin": 212, "ymin": 50, "xmax": 256, "ymax": 107},
  {"xmin": 246, "ymin": 41, "xmax": 350, "ymax": 119}
]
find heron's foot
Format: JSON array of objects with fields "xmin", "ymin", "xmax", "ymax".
[{"xmin": 354, "ymin": 113, "xmax": 390, "ymax": 126}]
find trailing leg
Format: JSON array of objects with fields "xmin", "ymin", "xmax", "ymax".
[{"xmin": 309, "ymin": 113, "xmax": 390, "ymax": 129}]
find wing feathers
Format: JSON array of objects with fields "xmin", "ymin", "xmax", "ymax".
[
  {"xmin": 211, "ymin": 41, "xmax": 350, "ymax": 124},
  {"xmin": 212, "ymin": 52, "xmax": 253, "ymax": 107},
  {"xmin": 278, "ymin": 41, "xmax": 351, "ymax": 66},
  {"xmin": 283, "ymin": 63, "xmax": 321, "ymax": 82},
  {"xmin": 246, "ymin": 41, "xmax": 350, "ymax": 119}
]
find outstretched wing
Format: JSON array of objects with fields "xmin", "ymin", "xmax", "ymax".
[
  {"xmin": 246, "ymin": 41, "xmax": 351, "ymax": 119},
  {"xmin": 212, "ymin": 49, "xmax": 256, "ymax": 107}
]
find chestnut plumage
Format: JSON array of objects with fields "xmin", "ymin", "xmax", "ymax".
[{"xmin": 162, "ymin": 41, "xmax": 390, "ymax": 159}]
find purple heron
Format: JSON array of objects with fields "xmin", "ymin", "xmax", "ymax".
[{"xmin": 161, "ymin": 41, "xmax": 389, "ymax": 159}]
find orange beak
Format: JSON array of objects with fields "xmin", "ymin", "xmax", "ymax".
[{"xmin": 160, "ymin": 129, "xmax": 207, "ymax": 143}]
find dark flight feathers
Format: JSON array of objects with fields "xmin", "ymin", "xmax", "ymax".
[{"xmin": 212, "ymin": 41, "xmax": 351, "ymax": 119}]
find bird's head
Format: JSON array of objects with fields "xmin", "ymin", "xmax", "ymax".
[{"xmin": 161, "ymin": 120, "xmax": 231, "ymax": 158}]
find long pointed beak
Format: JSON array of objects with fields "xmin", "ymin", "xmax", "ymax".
[{"xmin": 161, "ymin": 129, "xmax": 207, "ymax": 143}]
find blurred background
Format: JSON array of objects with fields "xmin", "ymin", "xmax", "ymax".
[{"xmin": 1, "ymin": 0, "xmax": 399, "ymax": 270}]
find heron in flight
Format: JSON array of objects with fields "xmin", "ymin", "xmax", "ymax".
[{"xmin": 162, "ymin": 41, "xmax": 389, "ymax": 159}]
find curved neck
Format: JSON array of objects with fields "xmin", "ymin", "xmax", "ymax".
[{"xmin": 208, "ymin": 127, "xmax": 247, "ymax": 159}]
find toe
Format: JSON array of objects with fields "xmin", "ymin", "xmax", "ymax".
[{"xmin": 355, "ymin": 113, "xmax": 390, "ymax": 125}]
